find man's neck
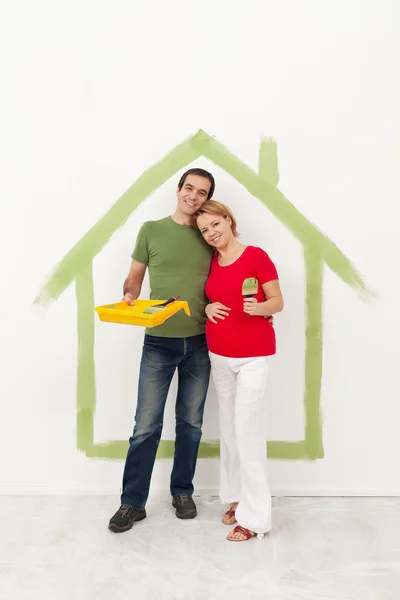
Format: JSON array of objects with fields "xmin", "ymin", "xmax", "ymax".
[{"xmin": 171, "ymin": 210, "xmax": 192, "ymax": 226}]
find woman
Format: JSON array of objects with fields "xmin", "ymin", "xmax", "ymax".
[{"xmin": 194, "ymin": 201, "xmax": 284, "ymax": 542}]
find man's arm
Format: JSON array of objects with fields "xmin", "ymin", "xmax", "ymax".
[{"xmin": 122, "ymin": 259, "xmax": 147, "ymax": 305}]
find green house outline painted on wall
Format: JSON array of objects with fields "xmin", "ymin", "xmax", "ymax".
[{"xmin": 35, "ymin": 129, "xmax": 375, "ymax": 462}]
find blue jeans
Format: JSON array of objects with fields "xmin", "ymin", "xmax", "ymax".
[{"xmin": 121, "ymin": 333, "xmax": 210, "ymax": 510}]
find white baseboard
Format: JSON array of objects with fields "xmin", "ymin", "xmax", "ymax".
[{"xmin": 0, "ymin": 487, "xmax": 399, "ymax": 497}]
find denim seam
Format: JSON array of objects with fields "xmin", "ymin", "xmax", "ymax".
[{"xmin": 120, "ymin": 495, "xmax": 146, "ymax": 511}]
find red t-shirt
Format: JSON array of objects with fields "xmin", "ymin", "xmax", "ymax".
[{"xmin": 205, "ymin": 245, "xmax": 279, "ymax": 358}]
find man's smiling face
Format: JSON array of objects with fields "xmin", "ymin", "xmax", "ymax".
[{"xmin": 176, "ymin": 174, "xmax": 211, "ymax": 217}]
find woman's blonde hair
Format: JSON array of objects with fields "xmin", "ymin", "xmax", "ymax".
[{"xmin": 193, "ymin": 200, "xmax": 239, "ymax": 238}]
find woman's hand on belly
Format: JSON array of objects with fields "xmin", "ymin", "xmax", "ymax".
[{"xmin": 205, "ymin": 302, "xmax": 231, "ymax": 324}]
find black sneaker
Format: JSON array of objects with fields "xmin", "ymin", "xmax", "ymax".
[
  {"xmin": 108, "ymin": 504, "xmax": 146, "ymax": 533},
  {"xmin": 172, "ymin": 494, "xmax": 197, "ymax": 519}
]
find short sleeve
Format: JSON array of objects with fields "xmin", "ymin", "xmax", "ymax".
[
  {"xmin": 131, "ymin": 222, "xmax": 150, "ymax": 265},
  {"xmin": 254, "ymin": 247, "xmax": 278, "ymax": 284}
]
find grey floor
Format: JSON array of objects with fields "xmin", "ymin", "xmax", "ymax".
[{"xmin": 0, "ymin": 494, "xmax": 399, "ymax": 600}]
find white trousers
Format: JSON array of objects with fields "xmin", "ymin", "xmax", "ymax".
[{"xmin": 209, "ymin": 351, "xmax": 272, "ymax": 534}]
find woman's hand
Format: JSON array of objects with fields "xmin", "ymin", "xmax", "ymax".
[
  {"xmin": 243, "ymin": 297, "xmax": 263, "ymax": 316},
  {"xmin": 243, "ymin": 297, "xmax": 274, "ymax": 322},
  {"xmin": 206, "ymin": 302, "xmax": 231, "ymax": 324}
]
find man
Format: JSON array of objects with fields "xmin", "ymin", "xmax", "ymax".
[{"xmin": 109, "ymin": 167, "xmax": 215, "ymax": 533}]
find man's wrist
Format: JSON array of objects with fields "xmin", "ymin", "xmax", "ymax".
[{"xmin": 123, "ymin": 285, "xmax": 138, "ymax": 298}]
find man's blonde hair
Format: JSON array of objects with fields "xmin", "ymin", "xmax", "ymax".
[{"xmin": 193, "ymin": 200, "xmax": 239, "ymax": 238}]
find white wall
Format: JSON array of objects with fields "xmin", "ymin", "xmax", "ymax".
[{"xmin": 1, "ymin": 0, "xmax": 400, "ymax": 495}]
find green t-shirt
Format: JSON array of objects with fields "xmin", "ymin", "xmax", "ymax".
[{"xmin": 131, "ymin": 217, "xmax": 213, "ymax": 338}]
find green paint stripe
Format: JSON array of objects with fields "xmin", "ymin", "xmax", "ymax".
[
  {"xmin": 76, "ymin": 264, "xmax": 96, "ymax": 454},
  {"xmin": 304, "ymin": 248, "xmax": 324, "ymax": 459},
  {"xmin": 85, "ymin": 439, "xmax": 311, "ymax": 460},
  {"xmin": 85, "ymin": 441, "xmax": 128, "ymax": 460},
  {"xmin": 258, "ymin": 137, "xmax": 279, "ymax": 187},
  {"xmin": 85, "ymin": 440, "xmax": 181, "ymax": 460},
  {"xmin": 196, "ymin": 440, "xmax": 220, "ymax": 459},
  {"xmin": 191, "ymin": 132, "xmax": 375, "ymax": 301},
  {"xmin": 34, "ymin": 134, "xmax": 203, "ymax": 306},
  {"xmin": 267, "ymin": 440, "xmax": 310, "ymax": 460}
]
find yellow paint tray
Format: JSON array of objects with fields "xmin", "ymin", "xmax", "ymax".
[{"xmin": 94, "ymin": 299, "xmax": 191, "ymax": 328}]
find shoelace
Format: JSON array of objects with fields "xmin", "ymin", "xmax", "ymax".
[
  {"xmin": 120, "ymin": 504, "xmax": 133, "ymax": 516},
  {"xmin": 175, "ymin": 494, "xmax": 192, "ymax": 504}
]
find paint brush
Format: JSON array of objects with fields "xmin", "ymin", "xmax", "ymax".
[
  {"xmin": 242, "ymin": 278, "xmax": 258, "ymax": 298},
  {"xmin": 142, "ymin": 296, "xmax": 180, "ymax": 314}
]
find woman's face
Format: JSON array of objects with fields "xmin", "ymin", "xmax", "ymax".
[{"xmin": 196, "ymin": 212, "xmax": 234, "ymax": 249}]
